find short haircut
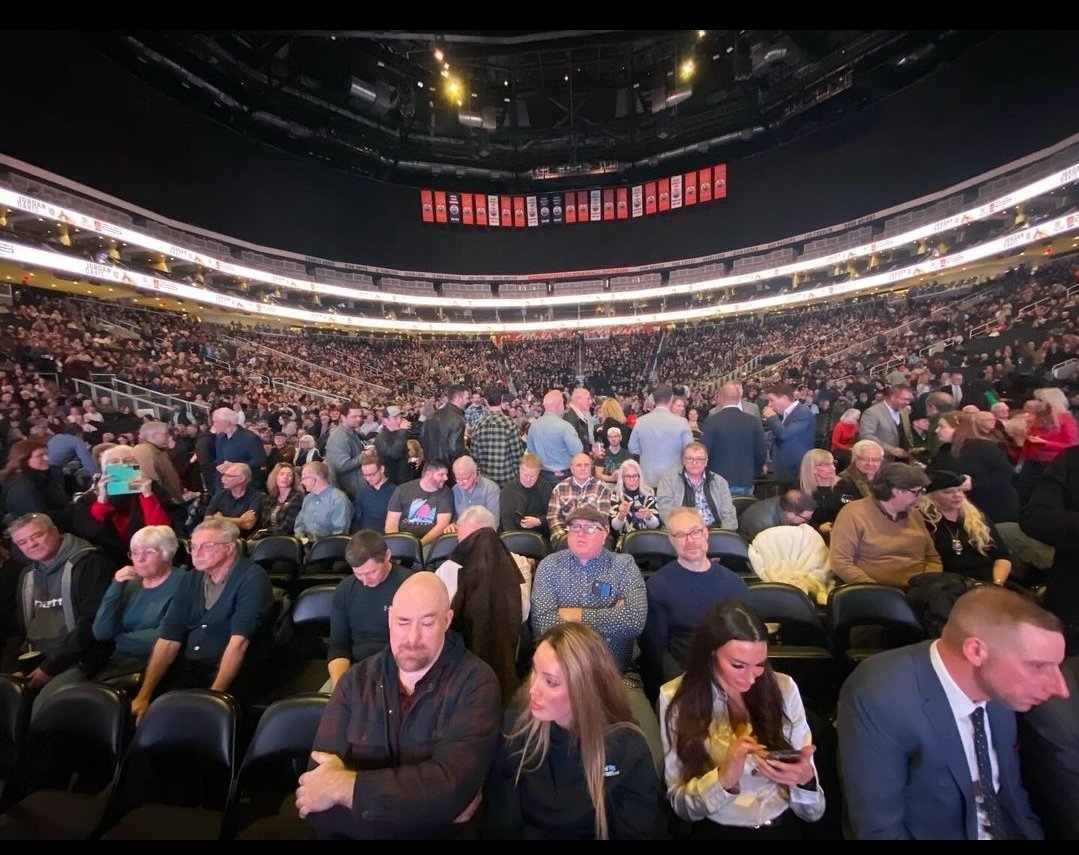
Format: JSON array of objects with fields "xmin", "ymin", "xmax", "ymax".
[
  {"xmin": 193, "ymin": 517, "xmax": 240, "ymax": 544},
  {"xmin": 138, "ymin": 421, "xmax": 169, "ymax": 441},
  {"xmin": 765, "ymin": 382, "xmax": 796, "ymax": 399},
  {"xmin": 447, "ymin": 384, "xmax": 469, "ymax": 400},
  {"xmin": 457, "ymin": 505, "xmax": 497, "ymax": 530},
  {"xmin": 6, "ymin": 512, "xmax": 57, "ymax": 538},
  {"xmin": 227, "ymin": 462, "xmax": 253, "ymax": 481},
  {"xmin": 359, "ymin": 452, "xmax": 382, "ymax": 469},
  {"xmin": 130, "ymin": 525, "xmax": 179, "ymax": 562},
  {"xmin": 520, "ymin": 453, "xmax": 541, "ymax": 470},
  {"xmin": 926, "ymin": 391, "xmax": 956, "ymax": 414},
  {"xmin": 423, "ymin": 457, "xmax": 449, "ymax": 476},
  {"xmin": 666, "ymin": 506, "xmax": 705, "ymax": 532},
  {"xmin": 887, "ymin": 384, "xmax": 913, "ymax": 396},
  {"xmin": 453, "ymin": 456, "xmax": 478, "ymax": 475},
  {"xmin": 345, "ymin": 529, "xmax": 389, "ymax": 567},
  {"xmin": 211, "ymin": 408, "xmax": 238, "ymax": 425},
  {"xmin": 303, "ymin": 460, "xmax": 330, "ymax": 481},
  {"xmin": 342, "ymin": 402, "xmax": 365, "ymax": 415},
  {"xmin": 682, "ymin": 441, "xmax": 708, "ymax": 459},
  {"xmin": 652, "ymin": 384, "xmax": 674, "ymax": 405},
  {"xmin": 943, "ymin": 585, "xmax": 1062, "ymax": 646}
]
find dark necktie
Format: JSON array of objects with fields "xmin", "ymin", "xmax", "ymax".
[{"xmin": 970, "ymin": 707, "xmax": 1021, "ymax": 840}]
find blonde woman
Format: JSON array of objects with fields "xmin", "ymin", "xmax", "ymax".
[
  {"xmin": 916, "ymin": 470, "xmax": 1011, "ymax": 585},
  {"xmin": 485, "ymin": 623, "xmax": 659, "ymax": 839},
  {"xmin": 798, "ymin": 449, "xmax": 840, "ymax": 534},
  {"xmin": 596, "ymin": 396, "xmax": 631, "ymax": 449},
  {"xmin": 609, "ymin": 458, "xmax": 660, "ymax": 545}
]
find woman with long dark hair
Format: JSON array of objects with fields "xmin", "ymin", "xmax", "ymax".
[
  {"xmin": 661, "ymin": 598, "xmax": 824, "ymax": 839},
  {"xmin": 0, "ymin": 438, "xmax": 71, "ymax": 525},
  {"xmin": 485, "ymin": 623, "xmax": 659, "ymax": 839}
]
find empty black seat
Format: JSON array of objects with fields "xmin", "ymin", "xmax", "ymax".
[
  {"xmin": 620, "ymin": 530, "xmax": 677, "ymax": 577},
  {"xmin": 500, "ymin": 530, "xmax": 548, "ymax": 563},
  {"xmin": 423, "ymin": 533, "xmax": 459, "ymax": 570},
  {"xmin": 384, "ymin": 532, "xmax": 423, "ymax": 569}
]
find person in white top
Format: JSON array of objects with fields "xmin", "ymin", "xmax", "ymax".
[{"xmin": 660, "ymin": 598, "xmax": 825, "ymax": 839}]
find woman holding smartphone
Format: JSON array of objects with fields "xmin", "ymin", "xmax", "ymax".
[{"xmin": 660, "ymin": 598, "xmax": 824, "ymax": 839}]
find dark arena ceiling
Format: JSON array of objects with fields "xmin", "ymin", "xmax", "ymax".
[{"xmin": 91, "ymin": 29, "xmax": 992, "ymax": 188}]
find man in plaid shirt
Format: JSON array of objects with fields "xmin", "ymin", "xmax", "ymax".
[
  {"xmin": 546, "ymin": 453, "xmax": 613, "ymax": 549},
  {"xmin": 468, "ymin": 385, "xmax": 525, "ymax": 488}
]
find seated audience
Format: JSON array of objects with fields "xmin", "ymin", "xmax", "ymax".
[
  {"xmin": 91, "ymin": 524, "xmax": 184, "ymax": 680},
  {"xmin": 829, "ymin": 463, "xmax": 942, "ymax": 587},
  {"xmin": 661, "ymin": 598, "xmax": 825, "ymax": 839},
  {"xmin": 384, "ymin": 457, "xmax": 454, "ymax": 546},
  {"xmin": 325, "ymin": 530, "xmax": 412, "ymax": 692},
  {"xmin": 738, "ymin": 489, "xmax": 816, "ymax": 542},
  {"xmin": 257, "ymin": 461, "xmax": 305, "ymax": 537},
  {"xmin": 295, "ymin": 461, "xmax": 352, "ymax": 540},
  {"xmin": 608, "ymin": 458, "xmax": 660, "ymax": 547},
  {"xmin": 484, "ymin": 623, "xmax": 659, "ymax": 839},
  {"xmin": 833, "ymin": 439, "xmax": 884, "ymax": 509},
  {"xmin": 546, "ymin": 453, "xmax": 612, "ymax": 550},
  {"xmin": 500, "ymin": 452, "xmax": 553, "ymax": 537},
  {"xmin": 353, "ymin": 453, "xmax": 394, "ymax": 533},
  {"xmin": 915, "ymin": 470, "xmax": 1011, "ymax": 585},
  {"xmin": 205, "ymin": 462, "xmax": 265, "ymax": 534},
  {"xmin": 799, "ymin": 449, "xmax": 842, "ymax": 535},
  {"xmin": 448, "ymin": 455, "xmax": 501, "ymax": 528}
]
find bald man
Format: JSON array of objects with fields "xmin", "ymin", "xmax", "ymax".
[
  {"xmin": 838, "ymin": 586, "xmax": 1068, "ymax": 839},
  {"xmin": 526, "ymin": 390, "xmax": 584, "ymax": 486},
  {"xmin": 298, "ymin": 573, "xmax": 501, "ymax": 839}
]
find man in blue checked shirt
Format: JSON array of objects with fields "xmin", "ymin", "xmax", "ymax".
[{"xmin": 530, "ymin": 504, "xmax": 663, "ymax": 771}]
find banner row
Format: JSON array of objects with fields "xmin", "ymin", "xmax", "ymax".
[{"xmin": 420, "ymin": 165, "xmax": 727, "ymax": 227}]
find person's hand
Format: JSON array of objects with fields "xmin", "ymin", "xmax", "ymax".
[
  {"xmin": 26, "ymin": 667, "xmax": 51, "ymax": 690},
  {"xmin": 557, "ymin": 606, "xmax": 584, "ymax": 622},
  {"xmin": 115, "ymin": 565, "xmax": 138, "ymax": 583},
  {"xmin": 96, "ymin": 474, "xmax": 110, "ymax": 503},
  {"xmin": 453, "ymin": 791, "xmax": 483, "ymax": 824},
  {"xmin": 818, "ymin": 521, "xmax": 833, "ymax": 535},
  {"xmin": 131, "ymin": 694, "xmax": 151, "ymax": 725},
  {"xmin": 1028, "ymin": 435, "xmax": 1047, "ymax": 444},
  {"xmin": 132, "ymin": 476, "xmax": 153, "ymax": 497},
  {"xmin": 960, "ymin": 475, "xmax": 973, "ymax": 492},
  {"xmin": 215, "ymin": 461, "xmax": 231, "ymax": 473},
  {"xmin": 892, "ymin": 447, "xmax": 909, "ymax": 458},
  {"xmin": 296, "ymin": 751, "xmax": 352, "ymax": 819},
  {"xmin": 720, "ymin": 731, "xmax": 766, "ymax": 791},
  {"xmin": 238, "ymin": 509, "xmax": 257, "ymax": 527},
  {"xmin": 400, "ymin": 418, "xmax": 411, "ymax": 429},
  {"xmin": 443, "ymin": 523, "xmax": 458, "ymax": 535},
  {"xmin": 520, "ymin": 516, "xmax": 540, "ymax": 529},
  {"xmin": 635, "ymin": 506, "xmax": 654, "ymax": 520},
  {"xmin": 182, "ymin": 490, "xmax": 201, "ymax": 502},
  {"xmin": 618, "ymin": 500, "xmax": 631, "ymax": 520},
  {"xmin": 762, "ymin": 406, "xmax": 777, "ymax": 420},
  {"xmin": 756, "ymin": 745, "xmax": 817, "ymax": 788}
]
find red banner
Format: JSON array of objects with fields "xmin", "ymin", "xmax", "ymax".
[
  {"xmin": 434, "ymin": 191, "xmax": 448, "ymax": 223},
  {"xmin": 684, "ymin": 172, "xmax": 698, "ymax": 206},
  {"xmin": 420, "ymin": 189, "xmax": 435, "ymax": 223},
  {"xmin": 513, "ymin": 196, "xmax": 526, "ymax": 228},
  {"xmin": 500, "ymin": 195, "xmax": 513, "ymax": 228},
  {"xmin": 698, "ymin": 167, "xmax": 712, "ymax": 203},
  {"xmin": 616, "ymin": 187, "xmax": 629, "ymax": 219},
  {"xmin": 714, "ymin": 163, "xmax": 728, "ymax": 199},
  {"xmin": 565, "ymin": 196, "xmax": 577, "ymax": 224},
  {"xmin": 461, "ymin": 192, "xmax": 474, "ymax": 225},
  {"xmin": 658, "ymin": 178, "xmax": 671, "ymax": 212},
  {"xmin": 602, "ymin": 189, "xmax": 615, "ymax": 221},
  {"xmin": 576, "ymin": 191, "xmax": 589, "ymax": 224},
  {"xmin": 645, "ymin": 182, "xmax": 657, "ymax": 215},
  {"xmin": 476, "ymin": 194, "xmax": 488, "ymax": 226}
]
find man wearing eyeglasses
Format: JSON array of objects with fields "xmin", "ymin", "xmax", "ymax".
[
  {"xmin": 655, "ymin": 442, "xmax": 738, "ymax": 531},
  {"xmin": 530, "ymin": 505, "xmax": 662, "ymax": 771},
  {"xmin": 130, "ymin": 518, "xmax": 274, "ymax": 723},
  {"xmin": 641, "ymin": 507, "xmax": 752, "ymax": 689},
  {"xmin": 830, "ymin": 463, "xmax": 942, "ymax": 588}
]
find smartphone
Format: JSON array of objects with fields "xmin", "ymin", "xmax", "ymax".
[
  {"xmin": 105, "ymin": 463, "xmax": 142, "ymax": 496},
  {"xmin": 765, "ymin": 749, "xmax": 803, "ymax": 763}
]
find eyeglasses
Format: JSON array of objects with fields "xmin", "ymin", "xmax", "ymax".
[
  {"xmin": 899, "ymin": 487, "xmax": 926, "ymax": 497},
  {"xmin": 683, "ymin": 456, "xmax": 708, "ymax": 463},
  {"xmin": 190, "ymin": 541, "xmax": 233, "ymax": 553},
  {"xmin": 669, "ymin": 527, "xmax": 707, "ymax": 541},
  {"xmin": 567, "ymin": 523, "xmax": 605, "ymax": 536},
  {"xmin": 128, "ymin": 548, "xmax": 161, "ymax": 560}
]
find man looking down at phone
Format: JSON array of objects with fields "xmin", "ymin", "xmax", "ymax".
[
  {"xmin": 205, "ymin": 462, "xmax": 264, "ymax": 534},
  {"xmin": 130, "ymin": 518, "xmax": 273, "ymax": 723},
  {"xmin": 661, "ymin": 598, "xmax": 825, "ymax": 839},
  {"xmin": 530, "ymin": 505, "xmax": 662, "ymax": 771}
]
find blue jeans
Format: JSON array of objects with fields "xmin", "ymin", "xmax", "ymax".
[{"xmin": 728, "ymin": 485, "xmax": 755, "ymax": 497}]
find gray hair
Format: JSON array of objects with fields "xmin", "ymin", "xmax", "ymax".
[
  {"xmin": 138, "ymin": 421, "xmax": 170, "ymax": 442},
  {"xmin": 193, "ymin": 517, "xmax": 241, "ymax": 544},
  {"xmin": 456, "ymin": 505, "xmax": 496, "ymax": 530},
  {"xmin": 212, "ymin": 407, "xmax": 239, "ymax": 426},
  {"xmin": 227, "ymin": 462, "xmax": 253, "ymax": 482},
  {"xmin": 130, "ymin": 525, "xmax": 179, "ymax": 562}
]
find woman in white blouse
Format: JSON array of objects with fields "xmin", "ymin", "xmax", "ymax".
[{"xmin": 659, "ymin": 598, "xmax": 825, "ymax": 839}]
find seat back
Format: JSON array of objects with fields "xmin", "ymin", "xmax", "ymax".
[
  {"xmin": 423, "ymin": 533, "xmax": 459, "ymax": 570},
  {"xmin": 0, "ymin": 675, "xmax": 33, "ymax": 808},
  {"xmin": 500, "ymin": 530, "xmax": 548, "ymax": 563},
  {"xmin": 733, "ymin": 495, "xmax": 759, "ymax": 521},
  {"xmin": 108, "ymin": 689, "xmax": 239, "ymax": 821},
  {"xmin": 13, "ymin": 682, "xmax": 129, "ymax": 799},
  {"xmin": 747, "ymin": 583, "xmax": 828, "ymax": 647},
  {"xmin": 384, "ymin": 533, "xmax": 424, "ymax": 569},
  {"xmin": 707, "ymin": 529, "xmax": 752, "ymax": 575},
  {"xmin": 228, "ymin": 694, "xmax": 328, "ymax": 839},
  {"xmin": 828, "ymin": 584, "xmax": 926, "ymax": 658},
  {"xmin": 620, "ymin": 530, "xmax": 677, "ymax": 576},
  {"xmin": 248, "ymin": 536, "xmax": 303, "ymax": 588},
  {"xmin": 304, "ymin": 535, "xmax": 352, "ymax": 568}
]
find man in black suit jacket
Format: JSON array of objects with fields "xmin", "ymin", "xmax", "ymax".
[{"xmin": 700, "ymin": 382, "xmax": 765, "ymax": 497}]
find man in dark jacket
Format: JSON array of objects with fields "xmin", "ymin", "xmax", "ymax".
[
  {"xmin": 130, "ymin": 517, "xmax": 274, "ymax": 722},
  {"xmin": 296, "ymin": 572, "xmax": 501, "ymax": 839},
  {"xmin": 373, "ymin": 405, "xmax": 415, "ymax": 485},
  {"xmin": 3, "ymin": 513, "xmax": 114, "ymax": 707},
  {"xmin": 421, "ymin": 386, "xmax": 468, "ymax": 476}
]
